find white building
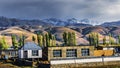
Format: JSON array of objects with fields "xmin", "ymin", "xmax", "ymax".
[{"xmin": 18, "ymin": 42, "xmax": 42, "ymax": 59}]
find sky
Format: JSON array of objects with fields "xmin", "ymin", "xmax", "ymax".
[{"xmin": 0, "ymin": 0, "xmax": 120, "ymax": 24}]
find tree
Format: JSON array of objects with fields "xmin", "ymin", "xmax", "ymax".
[
  {"xmin": 52, "ymin": 35, "xmax": 56, "ymax": 46},
  {"xmin": 88, "ymin": 32, "xmax": 99, "ymax": 48},
  {"xmin": 72, "ymin": 32, "xmax": 76, "ymax": 46},
  {"xmin": 37, "ymin": 34, "xmax": 43, "ymax": 47},
  {"xmin": 45, "ymin": 33, "xmax": 50, "ymax": 47},
  {"xmin": 63, "ymin": 32, "xmax": 76, "ymax": 46},
  {"xmin": 109, "ymin": 33, "xmax": 115, "ymax": 45},
  {"xmin": 88, "ymin": 34, "xmax": 92, "ymax": 45},
  {"xmin": 118, "ymin": 35, "xmax": 120, "ymax": 45},
  {"xmin": 68, "ymin": 32, "xmax": 72, "ymax": 46},
  {"xmin": 19, "ymin": 35, "xmax": 25, "ymax": 47},
  {"xmin": 63, "ymin": 32, "xmax": 68, "ymax": 45},
  {"xmin": 19, "ymin": 35, "xmax": 23, "ymax": 47},
  {"xmin": 0, "ymin": 36, "xmax": 8, "ymax": 50},
  {"xmin": 32, "ymin": 36, "xmax": 36, "ymax": 42},
  {"xmin": 43, "ymin": 34, "xmax": 46, "ymax": 47},
  {"xmin": 103, "ymin": 36, "xmax": 106, "ymax": 45},
  {"xmin": 11, "ymin": 35, "xmax": 18, "ymax": 49}
]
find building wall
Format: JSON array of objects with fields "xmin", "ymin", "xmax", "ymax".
[
  {"xmin": 28, "ymin": 50, "xmax": 42, "ymax": 58},
  {"xmin": 18, "ymin": 50, "xmax": 23, "ymax": 58},
  {"xmin": 44, "ymin": 46, "xmax": 94, "ymax": 61},
  {"xmin": 18, "ymin": 50, "xmax": 42, "ymax": 59},
  {"xmin": 0, "ymin": 50, "xmax": 18, "ymax": 58}
]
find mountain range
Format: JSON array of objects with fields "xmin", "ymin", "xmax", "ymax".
[
  {"xmin": 0, "ymin": 16, "xmax": 120, "ymax": 46},
  {"xmin": 0, "ymin": 16, "xmax": 120, "ymax": 27}
]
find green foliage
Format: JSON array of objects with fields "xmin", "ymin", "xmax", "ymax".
[
  {"xmin": 63, "ymin": 32, "xmax": 76, "ymax": 46},
  {"xmin": 0, "ymin": 36, "xmax": 9, "ymax": 50},
  {"xmin": 37, "ymin": 32, "xmax": 56, "ymax": 47},
  {"xmin": 88, "ymin": 32, "xmax": 99, "ymax": 48},
  {"xmin": 18, "ymin": 35, "xmax": 25, "ymax": 47},
  {"xmin": 11, "ymin": 35, "xmax": 18, "ymax": 49},
  {"xmin": 109, "ymin": 33, "xmax": 115, "ymax": 45},
  {"xmin": 37, "ymin": 34, "xmax": 43, "ymax": 47},
  {"xmin": 118, "ymin": 35, "xmax": 120, "ymax": 45},
  {"xmin": 103, "ymin": 36, "xmax": 106, "ymax": 45},
  {"xmin": 63, "ymin": 32, "xmax": 68, "ymax": 45},
  {"xmin": 52, "ymin": 35, "xmax": 56, "ymax": 46}
]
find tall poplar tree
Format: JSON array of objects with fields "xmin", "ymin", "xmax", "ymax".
[
  {"xmin": 11, "ymin": 35, "xmax": 18, "ymax": 49},
  {"xmin": 0, "ymin": 36, "xmax": 8, "ymax": 50}
]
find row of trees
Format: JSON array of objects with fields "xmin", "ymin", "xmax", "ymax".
[
  {"xmin": 11, "ymin": 35, "xmax": 25, "ymax": 49},
  {"xmin": 88, "ymin": 32, "xmax": 120, "ymax": 48},
  {"xmin": 102, "ymin": 34, "xmax": 115, "ymax": 45},
  {"xmin": 88, "ymin": 32, "xmax": 99, "ymax": 48},
  {"xmin": 2, "ymin": 31, "xmax": 120, "ymax": 50},
  {"xmin": 0, "ymin": 31, "xmax": 76, "ymax": 50},
  {"xmin": 36, "ymin": 32, "xmax": 56, "ymax": 47},
  {"xmin": 63, "ymin": 32, "xmax": 76, "ymax": 46}
]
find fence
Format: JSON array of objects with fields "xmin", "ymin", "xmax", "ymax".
[{"xmin": 50, "ymin": 56, "xmax": 120, "ymax": 65}]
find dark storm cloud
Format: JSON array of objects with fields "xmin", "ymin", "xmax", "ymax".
[{"xmin": 0, "ymin": 0, "xmax": 120, "ymax": 24}]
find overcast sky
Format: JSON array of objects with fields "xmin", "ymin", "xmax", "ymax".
[{"xmin": 0, "ymin": 0, "xmax": 120, "ymax": 24}]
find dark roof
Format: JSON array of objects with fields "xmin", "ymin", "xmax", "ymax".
[{"xmin": 20, "ymin": 42, "xmax": 42, "ymax": 50}]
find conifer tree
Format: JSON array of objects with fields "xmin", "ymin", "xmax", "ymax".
[
  {"xmin": 32, "ymin": 36, "xmax": 36, "ymax": 42},
  {"xmin": 43, "ymin": 34, "xmax": 46, "ymax": 47},
  {"xmin": 11, "ymin": 35, "xmax": 18, "ymax": 49},
  {"xmin": 45, "ymin": 33, "xmax": 50, "ymax": 47},
  {"xmin": 19, "ymin": 35, "xmax": 23, "ymax": 47},
  {"xmin": 63, "ymin": 32, "xmax": 68, "ymax": 45},
  {"xmin": 118, "ymin": 35, "xmax": 120, "ymax": 45},
  {"xmin": 68, "ymin": 32, "xmax": 72, "ymax": 46},
  {"xmin": 52, "ymin": 35, "xmax": 56, "ymax": 46},
  {"xmin": 72, "ymin": 32, "xmax": 76, "ymax": 46},
  {"xmin": 103, "ymin": 36, "xmax": 106, "ymax": 45}
]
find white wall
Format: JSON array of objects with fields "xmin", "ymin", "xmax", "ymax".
[
  {"xmin": 50, "ymin": 57, "xmax": 120, "ymax": 65},
  {"xmin": 18, "ymin": 50, "xmax": 23, "ymax": 58},
  {"xmin": 28, "ymin": 50, "xmax": 42, "ymax": 58},
  {"xmin": 103, "ymin": 48, "xmax": 114, "ymax": 50},
  {"xmin": 18, "ymin": 50, "xmax": 42, "ymax": 59}
]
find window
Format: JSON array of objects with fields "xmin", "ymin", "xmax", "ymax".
[
  {"xmin": 53, "ymin": 50, "xmax": 62, "ymax": 57},
  {"xmin": 66, "ymin": 49, "xmax": 77, "ymax": 57},
  {"xmin": 32, "ymin": 50, "xmax": 38, "ymax": 56},
  {"xmin": 81, "ymin": 48, "xmax": 89, "ymax": 56}
]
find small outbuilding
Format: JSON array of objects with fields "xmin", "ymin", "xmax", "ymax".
[{"xmin": 18, "ymin": 42, "xmax": 42, "ymax": 59}]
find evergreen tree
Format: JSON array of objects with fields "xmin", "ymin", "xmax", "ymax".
[
  {"xmin": 19, "ymin": 35, "xmax": 23, "ymax": 47},
  {"xmin": 63, "ymin": 32, "xmax": 68, "ymax": 45},
  {"xmin": 43, "ymin": 34, "xmax": 46, "ymax": 47},
  {"xmin": 109, "ymin": 33, "xmax": 114, "ymax": 45},
  {"xmin": 118, "ymin": 35, "xmax": 120, "ymax": 45},
  {"xmin": 63, "ymin": 32, "xmax": 76, "ymax": 46},
  {"xmin": 72, "ymin": 32, "xmax": 76, "ymax": 46},
  {"xmin": 19, "ymin": 35, "xmax": 25, "ymax": 47},
  {"xmin": 11, "ymin": 35, "xmax": 18, "ymax": 49},
  {"xmin": 32, "ymin": 36, "xmax": 36, "ymax": 42},
  {"xmin": 103, "ymin": 36, "xmax": 106, "ymax": 45},
  {"xmin": 37, "ymin": 34, "xmax": 43, "ymax": 47},
  {"xmin": 96, "ymin": 33, "xmax": 99, "ymax": 46},
  {"xmin": 68, "ymin": 32, "xmax": 72, "ymax": 46},
  {"xmin": 89, "ymin": 32, "xmax": 99, "ymax": 48},
  {"xmin": 52, "ymin": 35, "xmax": 56, "ymax": 46},
  {"xmin": 45, "ymin": 33, "xmax": 50, "ymax": 47},
  {"xmin": 22, "ymin": 35, "xmax": 25, "ymax": 46}
]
